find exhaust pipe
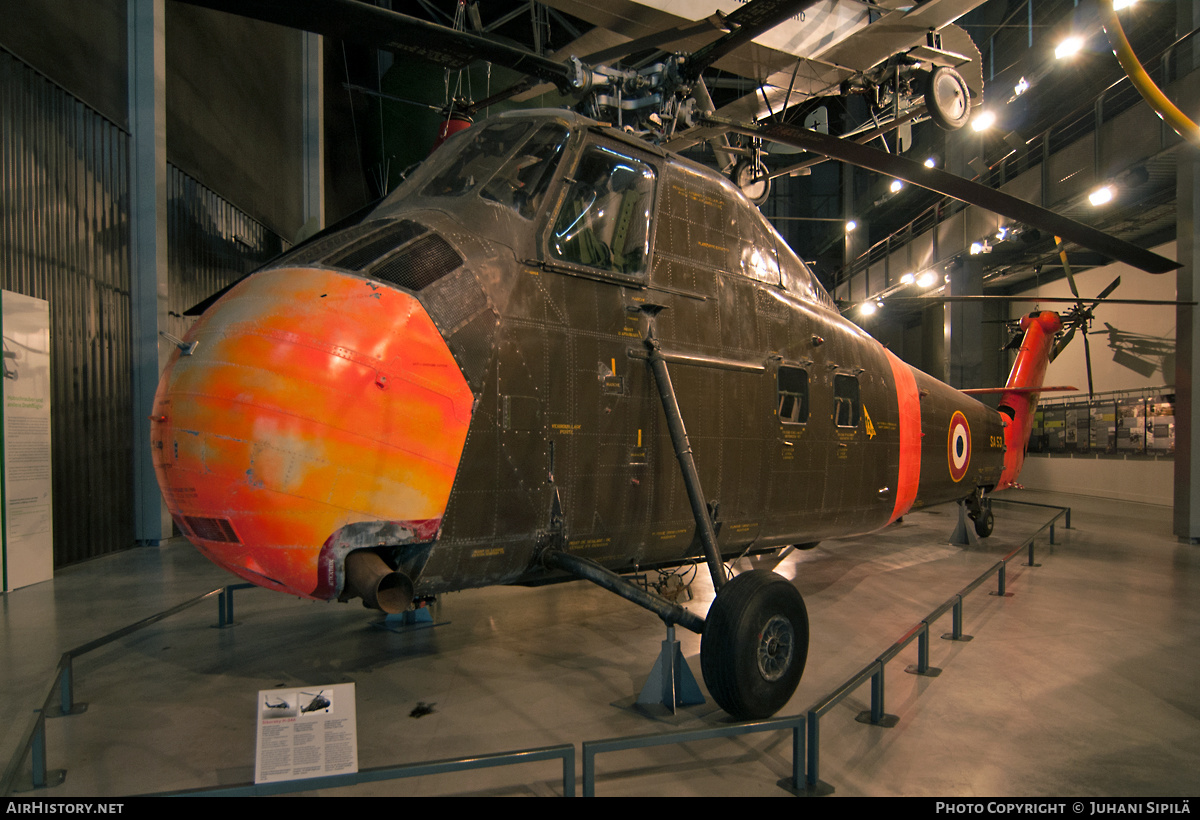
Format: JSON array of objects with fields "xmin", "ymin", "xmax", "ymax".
[{"xmin": 343, "ymin": 551, "xmax": 414, "ymax": 613}]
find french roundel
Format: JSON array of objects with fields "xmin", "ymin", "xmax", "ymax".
[{"xmin": 948, "ymin": 411, "xmax": 971, "ymax": 483}]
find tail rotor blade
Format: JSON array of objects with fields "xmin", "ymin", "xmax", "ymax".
[
  {"xmin": 1051, "ymin": 325, "xmax": 1077, "ymax": 361},
  {"xmin": 1083, "ymin": 330, "xmax": 1095, "ymax": 398},
  {"xmin": 1055, "ymin": 236, "xmax": 1081, "ymax": 300},
  {"xmin": 1094, "ymin": 275, "xmax": 1122, "ymax": 303}
]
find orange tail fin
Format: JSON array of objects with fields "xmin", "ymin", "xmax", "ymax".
[{"xmin": 996, "ymin": 311, "xmax": 1064, "ymax": 490}]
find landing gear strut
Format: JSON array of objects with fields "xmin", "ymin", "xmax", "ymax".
[
  {"xmin": 546, "ymin": 319, "xmax": 810, "ymax": 720},
  {"xmin": 968, "ymin": 492, "xmax": 994, "ymax": 538},
  {"xmin": 644, "ymin": 326, "xmax": 807, "ymax": 718}
]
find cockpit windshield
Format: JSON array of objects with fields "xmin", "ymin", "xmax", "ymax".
[
  {"xmin": 549, "ymin": 145, "xmax": 656, "ymax": 275},
  {"xmin": 417, "ymin": 120, "xmax": 569, "ymax": 220}
]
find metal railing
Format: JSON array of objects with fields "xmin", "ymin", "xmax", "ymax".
[
  {"xmin": 6, "ymin": 502, "xmax": 1070, "ymax": 797},
  {"xmin": 581, "ymin": 715, "xmax": 806, "ymax": 797},
  {"xmin": 154, "ymin": 744, "xmax": 577, "ymax": 797},
  {"xmin": 0, "ymin": 584, "xmax": 254, "ymax": 795},
  {"xmin": 804, "ymin": 500, "xmax": 1070, "ymax": 794}
]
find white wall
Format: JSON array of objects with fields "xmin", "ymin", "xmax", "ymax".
[
  {"xmin": 1010, "ymin": 242, "xmax": 1177, "ymax": 392},
  {"xmin": 1011, "ymin": 242, "xmax": 1176, "ymax": 508},
  {"xmin": 1018, "ymin": 454, "xmax": 1173, "ymax": 507}
]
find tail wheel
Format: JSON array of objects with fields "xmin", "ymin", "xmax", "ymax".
[
  {"xmin": 973, "ymin": 507, "xmax": 995, "ymax": 538},
  {"xmin": 700, "ymin": 570, "xmax": 809, "ymax": 720},
  {"xmin": 924, "ymin": 66, "xmax": 971, "ymax": 131}
]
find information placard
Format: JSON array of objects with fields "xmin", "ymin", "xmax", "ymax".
[
  {"xmin": 254, "ymin": 682, "xmax": 358, "ymax": 785},
  {"xmin": 2, "ymin": 291, "xmax": 52, "ymax": 592}
]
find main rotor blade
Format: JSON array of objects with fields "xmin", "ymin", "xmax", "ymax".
[
  {"xmin": 884, "ymin": 296, "xmax": 1190, "ymax": 306},
  {"xmin": 712, "ymin": 117, "xmax": 1181, "ymax": 275},
  {"xmin": 683, "ymin": 0, "xmax": 823, "ymax": 78},
  {"xmin": 581, "ymin": 20, "xmax": 717, "ymax": 66},
  {"xmin": 171, "ymin": 0, "xmax": 579, "ymax": 93}
]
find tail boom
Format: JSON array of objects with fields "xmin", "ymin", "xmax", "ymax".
[{"xmin": 996, "ymin": 311, "xmax": 1064, "ymax": 490}]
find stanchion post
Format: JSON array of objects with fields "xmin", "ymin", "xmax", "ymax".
[
  {"xmin": 870, "ymin": 666, "xmax": 885, "ymax": 723},
  {"xmin": 31, "ymin": 712, "xmax": 47, "ymax": 789},
  {"xmin": 806, "ymin": 711, "xmax": 820, "ymax": 789},
  {"xmin": 59, "ymin": 658, "xmax": 73, "ymax": 716}
]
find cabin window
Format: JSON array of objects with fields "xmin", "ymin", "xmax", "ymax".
[
  {"xmin": 550, "ymin": 146, "xmax": 656, "ymax": 275},
  {"xmin": 777, "ymin": 366, "xmax": 809, "ymax": 424},
  {"xmin": 833, "ymin": 374, "xmax": 861, "ymax": 428}
]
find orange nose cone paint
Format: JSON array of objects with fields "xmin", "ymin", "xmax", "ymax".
[{"xmin": 150, "ymin": 268, "xmax": 474, "ymax": 599}]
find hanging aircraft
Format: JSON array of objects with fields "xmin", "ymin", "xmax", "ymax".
[
  {"xmin": 180, "ymin": 0, "xmax": 990, "ymax": 203},
  {"xmin": 151, "ymin": 0, "xmax": 1180, "ymax": 720}
]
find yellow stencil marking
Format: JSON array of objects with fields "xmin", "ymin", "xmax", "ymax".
[{"xmin": 863, "ymin": 405, "xmax": 877, "ymax": 439}]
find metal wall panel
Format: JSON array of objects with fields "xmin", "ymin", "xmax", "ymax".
[
  {"xmin": 869, "ymin": 259, "xmax": 887, "ymax": 291},
  {"xmin": 1, "ymin": 48, "xmax": 284, "ymax": 567},
  {"xmin": 2, "ymin": 48, "xmax": 132, "ymax": 566},
  {"xmin": 167, "ymin": 168, "xmax": 284, "ymax": 341}
]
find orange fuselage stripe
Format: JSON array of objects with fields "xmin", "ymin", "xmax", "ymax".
[{"xmin": 886, "ymin": 350, "xmax": 922, "ymax": 522}]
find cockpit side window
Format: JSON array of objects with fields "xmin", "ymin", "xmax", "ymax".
[
  {"xmin": 480, "ymin": 123, "xmax": 570, "ymax": 219},
  {"xmin": 549, "ymin": 145, "xmax": 656, "ymax": 275},
  {"xmin": 420, "ymin": 120, "xmax": 535, "ymax": 199}
]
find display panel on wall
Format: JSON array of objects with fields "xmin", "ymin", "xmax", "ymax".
[
  {"xmin": 1029, "ymin": 389, "xmax": 1175, "ymax": 457},
  {"xmin": 2, "ymin": 291, "xmax": 52, "ymax": 591}
]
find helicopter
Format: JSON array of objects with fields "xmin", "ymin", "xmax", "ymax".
[{"xmin": 150, "ymin": 0, "xmax": 1180, "ymax": 720}]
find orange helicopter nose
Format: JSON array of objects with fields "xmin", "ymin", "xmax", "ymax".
[{"xmin": 150, "ymin": 268, "xmax": 474, "ymax": 600}]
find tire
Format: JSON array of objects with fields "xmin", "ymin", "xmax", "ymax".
[
  {"xmin": 973, "ymin": 507, "xmax": 995, "ymax": 538},
  {"xmin": 731, "ymin": 158, "xmax": 771, "ymax": 206},
  {"xmin": 700, "ymin": 570, "xmax": 809, "ymax": 720},
  {"xmin": 924, "ymin": 66, "xmax": 971, "ymax": 131}
]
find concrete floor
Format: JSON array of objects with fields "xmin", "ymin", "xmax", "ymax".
[{"xmin": 2, "ymin": 489, "xmax": 1198, "ymax": 797}]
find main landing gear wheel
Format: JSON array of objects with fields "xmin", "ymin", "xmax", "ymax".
[
  {"xmin": 700, "ymin": 570, "xmax": 809, "ymax": 720},
  {"xmin": 924, "ymin": 66, "xmax": 971, "ymax": 131},
  {"xmin": 972, "ymin": 507, "xmax": 995, "ymax": 538},
  {"xmin": 731, "ymin": 158, "xmax": 771, "ymax": 206}
]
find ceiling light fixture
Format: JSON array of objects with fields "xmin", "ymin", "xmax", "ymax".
[
  {"xmin": 1055, "ymin": 36, "xmax": 1084, "ymax": 60},
  {"xmin": 971, "ymin": 110, "xmax": 996, "ymax": 132},
  {"xmin": 1089, "ymin": 184, "xmax": 1115, "ymax": 206}
]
